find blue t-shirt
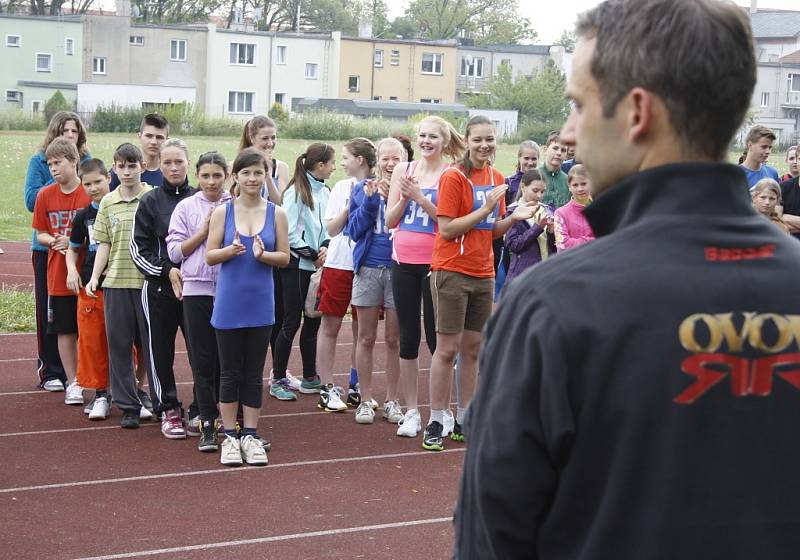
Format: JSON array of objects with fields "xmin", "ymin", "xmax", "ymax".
[
  {"xmin": 110, "ymin": 168, "xmax": 164, "ymax": 191},
  {"xmin": 740, "ymin": 164, "xmax": 779, "ymax": 189},
  {"xmin": 363, "ymin": 196, "xmax": 392, "ymax": 268}
]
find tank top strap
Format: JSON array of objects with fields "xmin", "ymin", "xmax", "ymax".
[
  {"xmin": 261, "ymin": 200, "xmax": 276, "ymax": 235},
  {"xmin": 271, "ymin": 159, "xmax": 278, "ymax": 179},
  {"xmin": 405, "ymin": 160, "xmax": 419, "ymax": 178}
]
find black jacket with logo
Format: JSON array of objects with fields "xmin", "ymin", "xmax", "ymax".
[{"xmin": 455, "ymin": 163, "xmax": 800, "ymax": 559}]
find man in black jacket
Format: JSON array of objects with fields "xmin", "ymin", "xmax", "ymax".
[{"xmin": 455, "ymin": 0, "xmax": 800, "ymax": 558}]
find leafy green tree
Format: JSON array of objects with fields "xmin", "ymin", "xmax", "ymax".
[
  {"xmin": 44, "ymin": 91, "xmax": 72, "ymax": 123},
  {"xmin": 554, "ymin": 29, "xmax": 576, "ymax": 51},
  {"xmin": 404, "ymin": 0, "xmax": 536, "ymax": 44},
  {"xmin": 465, "ymin": 62, "xmax": 569, "ymax": 127}
]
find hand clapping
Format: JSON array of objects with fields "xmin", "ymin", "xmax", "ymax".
[{"xmin": 230, "ymin": 230, "xmax": 246, "ymax": 256}]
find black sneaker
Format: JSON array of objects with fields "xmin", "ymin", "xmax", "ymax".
[
  {"xmin": 450, "ymin": 420, "xmax": 465, "ymax": 442},
  {"xmin": 422, "ymin": 421, "xmax": 444, "ymax": 451},
  {"xmin": 347, "ymin": 385, "xmax": 361, "ymax": 409},
  {"xmin": 120, "ymin": 410, "xmax": 140, "ymax": 429},
  {"xmin": 137, "ymin": 389, "xmax": 154, "ymax": 413},
  {"xmin": 198, "ymin": 421, "xmax": 219, "ymax": 452}
]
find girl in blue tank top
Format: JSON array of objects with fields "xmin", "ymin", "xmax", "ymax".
[{"xmin": 206, "ymin": 148, "xmax": 290, "ymax": 467}]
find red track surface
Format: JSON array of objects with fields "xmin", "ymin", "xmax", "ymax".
[{"xmin": 0, "ymin": 241, "xmax": 463, "ymax": 559}]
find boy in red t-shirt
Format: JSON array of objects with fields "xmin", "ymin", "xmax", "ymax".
[{"xmin": 32, "ymin": 138, "xmax": 91, "ymax": 406}]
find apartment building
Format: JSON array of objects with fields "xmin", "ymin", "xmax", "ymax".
[
  {"xmin": 0, "ymin": 14, "xmax": 83, "ymax": 113},
  {"xmin": 338, "ymin": 37, "xmax": 457, "ymax": 104},
  {"xmin": 455, "ymin": 44, "xmax": 552, "ymax": 101}
]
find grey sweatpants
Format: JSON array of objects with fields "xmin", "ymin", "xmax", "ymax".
[{"xmin": 104, "ymin": 288, "xmax": 148, "ymax": 413}]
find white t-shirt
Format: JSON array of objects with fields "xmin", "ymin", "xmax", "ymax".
[{"xmin": 324, "ymin": 178, "xmax": 356, "ymax": 271}]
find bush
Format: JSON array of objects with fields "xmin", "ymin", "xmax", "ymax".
[
  {"xmin": 0, "ymin": 109, "xmax": 46, "ymax": 131},
  {"xmin": 508, "ymin": 118, "xmax": 564, "ymax": 145},
  {"xmin": 279, "ymin": 110, "xmax": 415, "ymax": 141},
  {"xmin": 268, "ymin": 102, "xmax": 289, "ymax": 124},
  {"xmin": 44, "ymin": 91, "xmax": 73, "ymax": 123},
  {"xmin": 89, "ymin": 103, "xmax": 242, "ymax": 136}
]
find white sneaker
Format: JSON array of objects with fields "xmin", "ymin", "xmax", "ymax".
[
  {"xmin": 443, "ymin": 409, "xmax": 455, "ymax": 437},
  {"xmin": 368, "ymin": 398, "xmax": 379, "ymax": 410},
  {"xmin": 355, "ymin": 401, "xmax": 375, "ymax": 424},
  {"xmin": 285, "ymin": 372, "xmax": 303, "ymax": 391},
  {"xmin": 84, "ymin": 397, "xmax": 95, "ymax": 415},
  {"xmin": 319, "ymin": 384, "xmax": 348, "ymax": 412},
  {"xmin": 240, "ymin": 434, "xmax": 268, "ymax": 465},
  {"xmin": 88, "ymin": 396, "xmax": 110, "ymax": 420},
  {"xmin": 382, "ymin": 400, "xmax": 403, "ymax": 424},
  {"xmin": 64, "ymin": 380, "xmax": 84, "ymax": 405},
  {"xmin": 397, "ymin": 409, "xmax": 422, "ymax": 437},
  {"xmin": 139, "ymin": 405, "xmax": 153, "ymax": 420},
  {"xmin": 220, "ymin": 435, "xmax": 243, "ymax": 466},
  {"xmin": 43, "ymin": 379, "xmax": 65, "ymax": 392}
]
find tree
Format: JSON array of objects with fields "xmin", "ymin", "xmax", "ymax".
[
  {"xmin": 403, "ymin": 0, "xmax": 536, "ymax": 44},
  {"xmin": 554, "ymin": 29, "xmax": 576, "ymax": 51},
  {"xmin": 465, "ymin": 62, "xmax": 569, "ymax": 126},
  {"xmin": 133, "ymin": 0, "xmax": 227, "ymax": 24},
  {"xmin": 22, "ymin": 0, "xmax": 96, "ymax": 14},
  {"xmin": 44, "ymin": 91, "xmax": 72, "ymax": 122}
]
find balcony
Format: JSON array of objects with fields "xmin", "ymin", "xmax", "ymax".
[
  {"xmin": 457, "ymin": 75, "xmax": 487, "ymax": 93},
  {"xmin": 783, "ymin": 91, "xmax": 800, "ymax": 108}
]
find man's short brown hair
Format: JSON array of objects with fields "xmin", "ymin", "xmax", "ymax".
[
  {"xmin": 545, "ymin": 131, "xmax": 561, "ymax": 148},
  {"xmin": 576, "ymin": 0, "xmax": 755, "ymax": 160},
  {"xmin": 745, "ymin": 125, "xmax": 776, "ymax": 146},
  {"xmin": 44, "ymin": 137, "xmax": 80, "ymax": 162}
]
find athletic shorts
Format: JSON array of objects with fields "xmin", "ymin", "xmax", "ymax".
[
  {"xmin": 431, "ymin": 270, "xmax": 493, "ymax": 334},
  {"xmin": 47, "ymin": 295, "xmax": 78, "ymax": 335},
  {"xmin": 317, "ymin": 267, "xmax": 354, "ymax": 317},
  {"xmin": 352, "ymin": 266, "xmax": 394, "ymax": 309}
]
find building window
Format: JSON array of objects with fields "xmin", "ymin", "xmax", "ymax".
[
  {"xmin": 420, "ymin": 98, "xmax": 441, "ymax": 104},
  {"xmin": 305, "ymin": 63, "xmax": 318, "ymax": 79},
  {"xmin": 228, "ymin": 91, "xmax": 254, "ymax": 114},
  {"xmin": 460, "ymin": 56, "xmax": 484, "ymax": 78},
  {"xmin": 170, "ymin": 39, "xmax": 187, "ymax": 62},
  {"xmin": 373, "ymin": 96, "xmax": 381, "ymax": 101},
  {"xmin": 130, "ymin": 35, "xmax": 144, "ymax": 46},
  {"xmin": 274, "ymin": 92, "xmax": 285, "ymax": 105},
  {"xmin": 790, "ymin": 74, "xmax": 800, "ymax": 93},
  {"xmin": 276, "ymin": 45, "xmax": 287, "ymax": 64},
  {"xmin": 93, "ymin": 57, "xmax": 107, "ymax": 75},
  {"xmin": 390, "ymin": 50, "xmax": 399, "ymax": 65},
  {"xmin": 35, "ymin": 53, "xmax": 52, "ymax": 72},
  {"xmin": 65, "ymin": 38, "xmax": 74, "ymax": 56},
  {"xmin": 348, "ymin": 75, "xmax": 360, "ymax": 92},
  {"xmin": 760, "ymin": 92, "xmax": 770, "ymax": 108},
  {"xmin": 421, "ymin": 52, "xmax": 443, "ymax": 75},
  {"xmin": 32, "ymin": 100, "xmax": 42, "ymax": 112},
  {"xmin": 374, "ymin": 49, "xmax": 383, "ymax": 67},
  {"xmin": 5, "ymin": 90, "xmax": 21, "ymax": 102},
  {"xmin": 6, "ymin": 34, "xmax": 20, "ymax": 47},
  {"xmin": 230, "ymin": 42, "xmax": 255, "ymax": 65},
  {"xmin": 389, "ymin": 96, "xmax": 398, "ymax": 101}
]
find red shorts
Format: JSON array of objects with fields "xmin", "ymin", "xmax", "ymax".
[{"xmin": 317, "ymin": 267, "xmax": 355, "ymax": 318}]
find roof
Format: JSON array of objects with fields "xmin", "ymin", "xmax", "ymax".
[
  {"xmin": 0, "ymin": 13, "xmax": 82, "ymax": 23},
  {"xmin": 779, "ymin": 48, "xmax": 800, "ymax": 64},
  {"xmin": 292, "ymin": 98, "xmax": 468, "ymax": 119},
  {"xmin": 18, "ymin": 81, "xmax": 78, "ymax": 90},
  {"xmin": 342, "ymin": 36, "xmax": 458, "ymax": 48},
  {"xmin": 750, "ymin": 10, "xmax": 800, "ymax": 39},
  {"xmin": 459, "ymin": 44, "xmax": 551, "ymax": 55}
]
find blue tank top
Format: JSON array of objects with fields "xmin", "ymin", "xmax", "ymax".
[{"xmin": 211, "ymin": 200, "xmax": 276, "ymax": 330}]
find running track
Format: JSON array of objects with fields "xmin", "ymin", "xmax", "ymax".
[{"xmin": 0, "ymin": 241, "xmax": 463, "ymax": 559}]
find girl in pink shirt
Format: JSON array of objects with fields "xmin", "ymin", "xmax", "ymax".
[{"xmin": 555, "ymin": 164, "xmax": 596, "ymax": 251}]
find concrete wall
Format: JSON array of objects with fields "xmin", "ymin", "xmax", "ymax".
[{"xmin": 0, "ymin": 15, "xmax": 83, "ymax": 112}]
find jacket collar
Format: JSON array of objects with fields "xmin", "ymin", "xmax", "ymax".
[
  {"xmin": 584, "ymin": 162, "xmax": 752, "ymax": 238},
  {"xmin": 306, "ymin": 173, "xmax": 326, "ymax": 191},
  {"xmin": 163, "ymin": 177, "xmax": 192, "ymax": 195},
  {"xmin": 194, "ymin": 190, "xmax": 232, "ymax": 204}
]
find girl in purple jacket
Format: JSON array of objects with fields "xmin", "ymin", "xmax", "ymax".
[
  {"xmin": 166, "ymin": 152, "xmax": 232, "ymax": 452},
  {"xmin": 503, "ymin": 169, "xmax": 556, "ymax": 291}
]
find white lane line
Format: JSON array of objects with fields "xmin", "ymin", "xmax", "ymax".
[
  {"xmin": 0, "ymin": 449, "xmax": 465, "ymax": 494},
  {"xmin": 0, "ymin": 367, "xmax": 431, "ymax": 397},
  {"xmin": 0, "ymin": 395, "xmax": 448, "ymax": 438},
  {"xmin": 0, "ymin": 341, "xmax": 382, "ymax": 363},
  {"xmin": 70, "ymin": 517, "xmax": 452, "ymax": 560}
]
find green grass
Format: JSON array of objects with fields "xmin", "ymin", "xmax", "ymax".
[
  {"xmin": 0, "ymin": 286, "xmax": 35, "ymax": 332},
  {"xmin": 0, "ymin": 130, "xmax": 790, "ymax": 241}
]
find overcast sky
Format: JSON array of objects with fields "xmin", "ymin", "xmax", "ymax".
[{"xmin": 387, "ymin": 1, "xmax": 800, "ymax": 44}]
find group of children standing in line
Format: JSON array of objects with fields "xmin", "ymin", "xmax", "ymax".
[{"xmin": 25, "ymin": 110, "xmax": 599, "ymax": 465}]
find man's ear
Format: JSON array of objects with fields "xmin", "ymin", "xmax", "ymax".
[{"xmin": 625, "ymin": 87, "xmax": 655, "ymax": 145}]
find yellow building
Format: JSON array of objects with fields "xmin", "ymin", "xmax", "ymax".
[{"xmin": 338, "ymin": 37, "xmax": 457, "ymax": 104}]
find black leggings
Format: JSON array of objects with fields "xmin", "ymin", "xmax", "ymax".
[
  {"xmin": 216, "ymin": 326, "xmax": 272, "ymax": 408},
  {"xmin": 272, "ymin": 267, "xmax": 320, "ymax": 379},
  {"xmin": 268, "ymin": 267, "xmax": 284, "ymax": 363},
  {"xmin": 391, "ymin": 261, "xmax": 436, "ymax": 360},
  {"xmin": 183, "ymin": 296, "xmax": 220, "ymax": 421}
]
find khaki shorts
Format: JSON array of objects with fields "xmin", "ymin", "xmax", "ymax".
[{"xmin": 431, "ymin": 270, "xmax": 493, "ymax": 334}]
